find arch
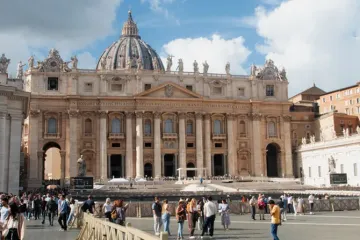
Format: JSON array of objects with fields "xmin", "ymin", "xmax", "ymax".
[
  {"xmin": 266, "ymin": 143, "xmax": 280, "ymax": 177},
  {"xmin": 144, "ymin": 163, "xmax": 153, "ymax": 178},
  {"xmin": 267, "ymin": 121, "xmax": 276, "ymax": 137},
  {"xmin": 144, "ymin": 119, "xmax": 152, "ymax": 135},
  {"xmin": 43, "ymin": 142, "xmax": 61, "ymax": 181},
  {"xmin": 43, "ymin": 141, "xmax": 61, "ymax": 151},
  {"xmin": 84, "ymin": 118, "xmax": 92, "ymax": 134},
  {"xmin": 186, "ymin": 162, "xmax": 196, "ymax": 178},
  {"xmin": 111, "ymin": 118, "xmax": 121, "ymax": 133},
  {"xmin": 213, "ymin": 119, "xmax": 222, "ymax": 134},
  {"xmin": 186, "ymin": 120, "xmax": 193, "ymax": 135},
  {"xmin": 164, "ymin": 119, "xmax": 173, "ymax": 133},
  {"xmin": 47, "ymin": 117, "xmax": 57, "ymax": 134}
]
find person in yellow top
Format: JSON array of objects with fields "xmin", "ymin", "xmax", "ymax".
[{"xmin": 268, "ymin": 200, "xmax": 280, "ymax": 240}]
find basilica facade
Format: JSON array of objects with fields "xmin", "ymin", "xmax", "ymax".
[{"xmin": 24, "ymin": 12, "xmax": 293, "ymax": 188}]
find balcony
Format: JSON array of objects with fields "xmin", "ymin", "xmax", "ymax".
[
  {"xmin": 212, "ymin": 133, "xmax": 226, "ymax": 140},
  {"xmin": 109, "ymin": 133, "xmax": 125, "ymax": 139},
  {"xmin": 84, "ymin": 133, "xmax": 92, "ymax": 137},
  {"xmin": 162, "ymin": 133, "xmax": 178, "ymax": 140},
  {"xmin": 44, "ymin": 133, "xmax": 60, "ymax": 139}
]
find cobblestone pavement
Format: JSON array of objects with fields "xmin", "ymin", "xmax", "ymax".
[
  {"xmin": 25, "ymin": 219, "xmax": 80, "ymax": 240},
  {"xmin": 127, "ymin": 211, "xmax": 360, "ymax": 240}
]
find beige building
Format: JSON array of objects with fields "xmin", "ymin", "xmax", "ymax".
[
  {"xmin": 0, "ymin": 54, "xmax": 30, "ymax": 193},
  {"xmin": 24, "ymin": 11, "xmax": 294, "ymax": 188}
]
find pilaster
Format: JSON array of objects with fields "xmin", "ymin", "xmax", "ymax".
[
  {"xmin": 68, "ymin": 110, "xmax": 79, "ymax": 178},
  {"xmin": 154, "ymin": 112, "xmax": 161, "ymax": 179},
  {"xmin": 283, "ymin": 115, "xmax": 293, "ymax": 177},
  {"xmin": 178, "ymin": 112, "xmax": 186, "ymax": 171},
  {"xmin": 125, "ymin": 112, "xmax": 134, "ymax": 178},
  {"xmin": 204, "ymin": 114, "xmax": 211, "ymax": 177},
  {"xmin": 28, "ymin": 110, "xmax": 41, "ymax": 188},
  {"xmin": 99, "ymin": 111, "xmax": 108, "ymax": 180},
  {"xmin": 59, "ymin": 150, "xmax": 66, "ymax": 187},
  {"xmin": 250, "ymin": 113, "xmax": 263, "ymax": 176},
  {"xmin": 227, "ymin": 114, "xmax": 236, "ymax": 176},
  {"xmin": 135, "ymin": 111, "xmax": 144, "ymax": 178},
  {"xmin": 0, "ymin": 113, "xmax": 10, "ymax": 192},
  {"xmin": 195, "ymin": 112, "xmax": 204, "ymax": 177}
]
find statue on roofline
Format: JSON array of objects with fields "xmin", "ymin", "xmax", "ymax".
[
  {"xmin": 225, "ymin": 62, "xmax": 230, "ymax": 75},
  {"xmin": 16, "ymin": 61, "xmax": 26, "ymax": 79},
  {"xmin": 166, "ymin": 55, "xmax": 173, "ymax": 72},
  {"xmin": 203, "ymin": 61, "xmax": 209, "ymax": 75}
]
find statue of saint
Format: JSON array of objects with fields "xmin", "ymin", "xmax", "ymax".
[
  {"xmin": 328, "ymin": 156, "xmax": 336, "ymax": 173},
  {"xmin": 152, "ymin": 57, "xmax": 159, "ymax": 70},
  {"xmin": 71, "ymin": 55, "xmax": 78, "ymax": 69},
  {"xmin": 280, "ymin": 67, "xmax": 287, "ymax": 81},
  {"xmin": 100, "ymin": 57, "xmax": 106, "ymax": 70},
  {"xmin": 77, "ymin": 155, "xmax": 87, "ymax": 177},
  {"xmin": 176, "ymin": 59, "xmax": 184, "ymax": 73},
  {"xmin": 166, "ymin": 55, "xmax": 173, "ymax": 72},
  {"xmin": 28, "ymin": 56, "xmax": 34, "ymax": 69},
  {"xmin": 16, "ymin": 61, "xmax": 26, "ymax": 79},
  {"xmin": 225, "ymin": 62, "xmax": 230, "ymax": 75},
  {"xmin": 310, "ymin": 135, "xmax": 315, "ymax": 143},
  {"xmin": 193, "ymin": 60, "xmax": 199, "ymax": 73},
  {"xmin": 62, "ymin": 61, "xmax": 71, "ymax": 72},
  {"xmin": 203, "ymin": 61, "xmax": 209, "ymax": 74},
  {"xmin": 137, "ymin": 58, "xmax": 143, "ymax": 71},
  {"xmin": 250, "ymin": 64, "xmax": 257, "ymax": 76},
  {"xmin": 0, "ymin": 54, "xmax": 10, "ymax": 74},
  {"xmin": 342, "ymin": 128, "xmax": 346, "ymax": 137},
  {"xmin": 301, "ymin": 137, "xmax": 306, "ymax": 145}
]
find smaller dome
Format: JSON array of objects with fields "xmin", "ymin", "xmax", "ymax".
[{"xmin": 121, "ymin": 10, "xmax": 139, "ymax": 37}]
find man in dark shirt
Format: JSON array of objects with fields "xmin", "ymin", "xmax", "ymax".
[
  {"xmin": 46, "ymin": 195, "xmax": 57, "ymax": 226},
  {"xmin": 83, "ymin": 195, "xmax": 95, "ymax": 214}
]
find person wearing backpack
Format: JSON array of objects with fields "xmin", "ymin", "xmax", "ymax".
[
  {"xmin": 46, "ymin": 196, "xmax": 57, "ymax": 226},
  {"xmin": 115, "ymin": 200, "xmax": 129, "ymax": 226}
]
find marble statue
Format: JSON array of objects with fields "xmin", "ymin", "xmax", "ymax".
[
  {"xmin": 152, "ymin": 57, "xmax": 159, "ymax": 70},
  {"xmin": 357, "ymin": 126, "xmax": 360, "ymax": 134},
  {"xmin": 0, "ymin": 54, "xmax": 10, "ymax": 73},
  {"xmin": 328, "ymin": 156, "xmax": 336, "ymax": 173},
  {"xmin": 301, "ymin": 137, "xmax": 307, "ymax": 145},
  {"xmin": 320, "ymin": 132, "xmax": 325, "ymax": 142},
  {"xmin": 177, "ymin": 59, "xmax": 184, "ymax": 73},
  {"xmin": 16, "ymin": 61, "xmax": 26, "ymax": 79},
  {"xmin": 280, "ymin": 68, "xmax": 287, "ymax": 81},
  {"xmin": 250, "ymin": 64, "xmax": 257, "ymax": 76},
  {"xmin": 71, "ymin": 55, "xmax": 78, "ymax": 69},
  {"xmin": 126, "ymin": 58, "xmax": 132, "ymax": 69},
  {"xmin": 203, "ymin": 61, "xmax": 209, "ymax": 74},
  {"xmin": 137, "ymin": 58, "xmax": 143, "ymax": 71},
  {"xmin": 225, "ymin": 62, "xmax": 230, "ymax": 75},
  {"xmin": 28, "ymin": 56, "xmax": 34, "ymax": 68},
  {"xmin": 36, "ymin": 61, "xmax": 44, "ymax": 71},
  {"xmin": 342, "ymin": 128, "xmax": 346, "ymax": 137},
  {"xmin": 345, "ymin": 128, "xmax": 349, "ymax": 137},
  {"xmin": 310, "ymin": 135, "xmax": 315, "ymax": 143},
  {"xmin": 166, "ymin": 55, "xmax": 173, "ymax": 72},
  {"xmin": 77, "ymin": 155, "xmax": 87, "ymax": 177},
  {"xmin": 62, "ymin": 61, "xmax": 71, "ymax": 72},
  {"xmin": 100, "ymin": 57, "xmax": 106, "ymax": 70},
  {"xmin": 193, "ymin": 60, "xmax": 199, "ymax": 73}
]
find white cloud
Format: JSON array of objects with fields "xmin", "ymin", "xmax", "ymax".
[
  {"xmin": 0, "ymin": 0, "xmax": 122, "ymax": 75},
  {"xmin": 161, "ymin": 34, "xmax": 251, "ymax": 74},
  {"xmin": 261, "ymin": 0, "xmax": 283, "ymax": 6},
  {"xmin": 251, "ymin": 0, "xmax": 360, "ymax": 95},
  {"xmin": 140, "ymin": 0, "xmax": 180, "ymax": 24},
  {"xmin": 77, "ymin": 52, "xmax": 98, "ymax": 70}
]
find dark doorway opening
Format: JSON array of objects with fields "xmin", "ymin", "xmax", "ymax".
[
  {"xmin": 110, "ymin": 155, "xmax": 123, "ymax": 178},
  {"xmin": 144, "ymin": 163, "xmax": 153, "ymax": 178},
  {"xmin": 164, "ymin": 154, "xmax": 175, "ymax": 177},
  {"xmin": 186, "ymin": 162, "xmax": 195, "ymax": 178},
  {"xmin": 213, "ymin": 154, "xmax": 225, "ymax": 176},
  {"xmin": 266, "ymin": 143, "xmax": 280, "ymax": 177}
]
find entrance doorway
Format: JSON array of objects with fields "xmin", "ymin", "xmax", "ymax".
[
  {"xmin": 213, "ymin": 154, "xmax": 225, "ymax": 176},
  {"xmin": 164, "ymin": 154, "xmax": 175, "ymax": 177},
  {"xmin": 266, "ymin": 143, "xmax": 280, "ymax": 177},
  {"xmin": 110, "ymin": 155, "xmax": 123, "ymax": 178},
  {"xmin": 186, "ymin": 162, "xmax": 196, "ymax": 178},
  {"xmin": 144, "ymin": 163, "xmax": 153, "ymax": 178},
  {"xmin": 43, "ymin": 142, "xmax": 61, "ymax": 182}
]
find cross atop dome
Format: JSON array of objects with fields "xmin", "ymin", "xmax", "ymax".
[{"xmin": 122, "ymin": 10, "xmax": 139, "ymax": 37}]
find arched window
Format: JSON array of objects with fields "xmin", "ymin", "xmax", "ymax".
[
  {"xmin": 214, "ymin": 120, "xmax": 222, "ymax": 134},
  {"xmin": 47, "ymin": 118, "xmax": 57, "ymax": 134},
  {"xmin": 111, "ymin": 118, "xmax": 121, "ymax": 133},
  {"xmin": 165, "ymin": 119, "xmax": 173, "ymax": 133},
  {"xmin": 268, "ymin": 121, "xmax": 276, "ymax": 137},
  {"xmin": 84, "ymin": 119, "xmax": 92, "ymax": 134},
  {"xmin": 144, "ymin": 119, "xmax": 152, "ymax": 135},
  {"xmin": 239, "ymin": 121, "xmax": 246, "ymax": 134},
  {"xmin": 186, "ymin": 120, "xmax": 193, "ymax": 135},
  {"xmin": 24, "ymin": 124, "xmax": 29, "ymax": 135}
]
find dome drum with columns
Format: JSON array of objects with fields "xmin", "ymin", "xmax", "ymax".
[{"xmin": 21, "ymin": 11, "xmax": 295, "ymax": 190}]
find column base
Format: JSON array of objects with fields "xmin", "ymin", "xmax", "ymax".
[
  {"xmin": 154, "ymin": 175, "xmax": 161, "ymax": 180},
  {"xmin": 135, "ymin": 175, "xmax": 144, "ymax": 180}
]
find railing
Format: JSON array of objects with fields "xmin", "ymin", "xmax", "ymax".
[
  {"xmin": 44, "ymin": 133, "xmax": 61, "ymax": 139},
  {"xmin": 77, "ymin": 213, "xmax": 168, "ymax": 240},
  {"xmin": 108, "ymin": 133, "xmax": 125, "ymax": 139},
  {"xmin": 162, "ymin": 133, "xmax": 178, "ymax": 139},
  {"xmin": 212, "ymin": 133, "xmax": 226, "ymax": 140}
]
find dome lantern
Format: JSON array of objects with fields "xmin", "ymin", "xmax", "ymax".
[{"xmin": 121, "ymin": 10, "xmax": 139, "ymax": 37}]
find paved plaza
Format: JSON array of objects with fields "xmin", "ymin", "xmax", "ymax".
[{"xmin": 25, "ymin": 220, "xmax": 79, "ymax": 240}]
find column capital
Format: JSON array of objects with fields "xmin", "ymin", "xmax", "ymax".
[
  {"xmin": 68, "ymin": 110, "xmax": 80, "ymax": 118},
  {"xmin": 204, "ymin": 113, "xmax": 211, "ymax": 120},
  {"xmin": 195, "ymin": 112, "xmax": 204, "ymax": 119},
  {"xmin": 37, "ymin": 151, "xmax": 44, "ymax": 159},
  {"xmin": 153, "ymin": 111, "xmax": 162, "ymax": 118},
  {"xmin": 178, "ymin": 112, "xmax": 186, "ymax": 118},
  {"xmin": 226, "ymin": 113, "xmax": 236, "ymax": 120},
  {"xmin": 135, "ymin": 111, "xmax": 144, "ymax": 118},
  {"xmin": 59, "ymin": 150, "xmax": 66, "ymax": 157},
  {"xmin": 98, "ymin": 110, "xmax": 108, "ymax": 118},
  {"xmin": 282, "ymin": 115, "xmax": 292, "ymax": 122},
  {"xmin": 248, "ymin": 113, "xmax": 262, "ymax": 121},
  {"xmin": 29, "ymin": 109, "xmax": 41, "ymax": 118},
  {"xmin": 125, "ymin": 111, "xmax": 134, "ymax": 118}
]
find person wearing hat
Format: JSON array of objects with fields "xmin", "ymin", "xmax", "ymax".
[{"xmin": 176, "ymin": 199, "xmax": 186, "ymax": 240}]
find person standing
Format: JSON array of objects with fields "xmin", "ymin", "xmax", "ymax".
[
  {"xmin": 281, "ymin": 196, "xmax": 287, "ymax": 221},
  {"xmin": 0, "ymin": 202, "xmax": 25, "ymax": 240},
  {"xmin": 197, "ymin": 199, "xmax": 204, "ymax": 231},
  {"xmin": 46, "ymin": 196, "xmax": 57, "ymax": 226},
  {"xmin": 269, "ymin": 200, "xmax": 281, "ymax": 240},
  {"xmin": 176, "ymin": 199, "xmax": 186, "ymax": 240},
  {"xmin": 308, "ymin": 194, "xmax": 315, "ymax": 215},
  {"xmin": 287, "ymin": 195, "xmax": 293, "ymax": 213},
  {"xmin": 257, "ymin": 196, "xmax": 266, "ymax": 220},
  {"xmin": 219, "ymin": 199, "xmax": 230, "ymax": 230},
  {"xmin": 249, "ymin": 196, "xmax": 256, "ymax": 220},
  {"xmin": 102, "ymin": 198, "xmax": 112, "ymax": 222},
  {"xmin": 115, "ymin": 200, "xmax": 129, "ymax": 226},
  {"xmin": 57, "ymin": 194, "xmax": 68, "ymax": 231},
  {"xmin": 152, "ymin": 197, "xmax": 162, "ymax": 236},
  {"xmin": 82, "ymin": 195, "xmax": 96, "ymax": 214},
  {"xmin": 33, "ymin": 195, "xmax": 41, "ymax": 220},
  {"xmin": 200, "ymin": 196, "xmax": 217, "ymax": 238},
  {"xmin": 0, "ymin": 197, "xmax": 10, "ymax": 239},
  {"xmin": 187, "ymin": 198, "xmax": 198, "ymax": 239},
  {"xmin": 161, "ymin": 199, "xmax": 171, "ymax": 236},
  {"xmin": 66, "ymin": 199, "xmax": 76, "ymax": 227},
  {"xmin": 41, "ymin": 196, "xmax": 47, "ymax": 224},
  {"xmin": 297, "ymin": 197, "xmax": 305, "ymax": 215},
  {"xmin": 292, "ymin": 197, "xmax": 298, "ymax": 216}
]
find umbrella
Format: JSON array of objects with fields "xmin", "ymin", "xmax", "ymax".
[
  {"xmin": 135, "ymin": 178, "xmax": 147, "ymax": 183},
  {"xmin": 108, "ymin": 178, "xmax": 129, "ymax": 184},
  {"xmin": 46, "ymin": 185, "xmax": 59, "ymax": 190}
]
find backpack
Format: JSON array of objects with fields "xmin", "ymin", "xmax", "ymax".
[
  {"xmin": 49, "ymin": 200, "xmax": 58, "ymax": 212},
  {"xmin": 111, "ymin": 209, "xmax": 118, "ymax": 220}
]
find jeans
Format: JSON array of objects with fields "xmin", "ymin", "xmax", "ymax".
[
  {"xmin": 48, "ymin": 211, "xmax": 55, "ymax": 225},
  {"xmin": 251, "ymin": 206, "xmax": 256, "ymax": 219},
  {"xmin": 178, "ymin": 221, "xmax": 184, "ymax": 238},
  {"xmin": 288, "ymin": 204, "xmax": 293, "ymax": 213},
  {"xmin": 281, "ymin": 208, "xmax": 287, "ymax": 220},
  {"xmin": 66, "ymin": 212, "xmax": 74, "ymax": 226},
  {"xmin": 271, "ymin": 223, "xmax": 280, "ymax": 240},
  {"xmin": 58, "ymin": 212, "xmax": 67, "ymax": 230},
  {"xmin": 258, "ymin": 209, "xmax": 265, "ymax": 220},
  {"xmin": 153, "ymin": 216, "xmax": 162, "ymax": 234},
  {"xmin": 42, "ymin": 210, "xmax": 47, "ymax": 223},
  {"xmin": 197, "ymin": 214, "xmax": 203, "ymax": 231},
  {"xmin": 162, "ymin": 213, "xmax": 171, "ymax": 235},
  {"xmin": 201, "ymin": 215, "xmax": 215, "ymax": 236},
  {"xmin": 27, "ymin": 209, "xmax": 33, "ymax": 219}
]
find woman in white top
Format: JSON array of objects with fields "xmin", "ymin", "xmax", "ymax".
[
  {"xmin": 66, "ymin": 199, "xmax": 76, "ymax": 226},
  {"xmin": 0, "ymin": 202, "xmax": 25, "ymax": 240},
  {"xmin": 103, "ymin": 198, "xmax": 113, "ymax": 222},
  {"xmin": 218, "ymin": 199, "xmax": 230, "ymax": 230}
]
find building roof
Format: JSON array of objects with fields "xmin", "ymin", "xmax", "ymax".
[
  {"xmin": 320, "ymin": 84, "xmax": 359, "ymax": 96},
  {"xmin": 289, "ymin": 84, "xmax": 326, "ymax": 99}
]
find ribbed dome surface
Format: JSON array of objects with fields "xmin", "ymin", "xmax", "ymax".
[{"xmin": 96, "ymin": 11, "xmax": 164, "ymax": 71}]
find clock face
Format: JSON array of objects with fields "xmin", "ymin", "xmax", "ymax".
[{"xmin": 50, "ymin": 61, "xmax": 57, "ymax": 67}]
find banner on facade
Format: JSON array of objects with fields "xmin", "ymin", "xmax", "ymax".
[
  {"xmin": 70, "ymin": 177, "xmax": 94, "ymax": 190},
  {"xmin": 330, "ymin": 173, "xmax": 347, "ymax": 184}
]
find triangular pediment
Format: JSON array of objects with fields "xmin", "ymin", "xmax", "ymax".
[{"xmin": 135, "ymin": 82, "xmax": 203, "ymax": 99}]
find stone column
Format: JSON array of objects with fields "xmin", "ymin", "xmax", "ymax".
[
  {"xmin": 283, "ymin": 115, "xmax": 293, "ymax": 177},
  {"xmin": 108, "ymin": 155, "xmax": 111, "ymax": 178},
  {"xmin": 68, "ymin": 110, "xmax": 79, "ymax": 178},
  {"xmin": 135, "ymin": 112, "xmax": 144, "ymax": 179},
  {"xmin": 0, "ymin": 113, "xmax": 11, "ymax": 192},
  {"xmin": 59, "ymin": 151, "xmax": 66, "ymax": 187},
  {"xmin": 153, "ymin": 112, "xmax": 161, "ymax": 179},
  {"xmin": 204, "ymin": 114, "xmax": 211, "ymax": 177},
  {"xmin": 251, "ymin": 113, "xmax": 263, "ymax": 176},
  {"xmin": 227, "ymin": 114, "xmax": 236, "ymax": 176},
  {"xmin": 37, "ymin": 151, "xmax": 44, "ymax": 181},
  {"xmin": 125, "ymin": 112, "xmax": 134, "ymax": 178},
  {"xmin": 99, "ymin": 111, "xmax": 108, "ymax": 181},
  {"xmin": 178, "ymin": 112, "xmax": 186, "ymax": 170},
  {"xmin": 28, "ymin": 110, "xmax": 41, "ymax": 188},
  {"xmin": 195, "ymin": 113, "xmax": 204, "ymax": 177}
]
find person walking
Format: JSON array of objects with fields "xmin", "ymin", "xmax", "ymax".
[
  {"xmin": 219, "ymin": 199, "xmax": 230, "ymax": 230},
  {"xmin": 308, "ymin": 194, "xmax": 315, "ymax": 215},
  {"xmin": 0, "ymin": 202, "xmax": 25, "ymax": 240},
  {"xmin": 297, "ymin": 197, "xmax": 305, "ymax": 215},
  {"xmin": 200, "ymin": 196, "xmax": 217, "ymax": 238},
  {"xmin": 26, "ymin": 197, "xmax": 33, "ymax": 220},
  {"xmin": 115, "ymin": 200, "xmax": 129, "ymax": 226},
  {"xmin": 57, "ymin": 194, "xmax": 68, "ymax": 231},
  {"xmin": 269, "ymin": 200, "xmax": 281, "ymax": 240},
  {"xmin": 33, "ymin": 195, "xmax": 41, "ymax": 220},
  {"xmin": 66, "ymin": 199, "xmax": 76, "ymax": 227},
  {"xmin": 249, "ymin": 196, "xmax": 257, "ymax": 220},
  {"xmin": 187, "ymin": 198, "xmax": 198, "ymax": 239},
  {"xmin": 103, "ymin": 198, "xmax": 112, "ymax": 222},
  {"xmin": 0, "ymin": 197, "xmax": 10, "ymax": 239},
  {"xmin": 240, "ymin": 195, "xmax": 247, "ymax": 215},
  {"xmin": 257, "ymin": 196, "xmax": 266, "ymax": 220},
  {"xmin": 281, "ymin": 196, "xmax": 287, "ymax": 221},
  {"xmin": 197, "ymin": 199, "xmax": 204, "ymax": 231},
  {"xmin": 46, "ymin": 196, "xmax": 57, "ymax": 226},
  {"xmin": 41, "ymin": 196, "xmax": 47, "ymax": 224},
  {"xmin": 161, "ymin": 199, "xmax": 171, "ymax": 236},
  {"xmin": 287, "ymin": 195, "xmax": 293, "ymax": 213},
  {"xmin": 152, "ymin": 197, "xmax": 162, "ymax": 236},
  {"xmin": 176, "ymin": 199, "xmax": 186, "ymax": 240}
]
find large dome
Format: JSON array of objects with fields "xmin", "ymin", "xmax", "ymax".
[{"xmin": 96, "ymin": 11, "xmax": 165, "ymax": 71}]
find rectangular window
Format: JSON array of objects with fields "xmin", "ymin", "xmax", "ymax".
[
  {"xmin": 308, "ymin": 167, "xmax": 311, "ymax": 178},
  {"xmin": 144, "ymin": 84, "xmax": 152, "ymax": 91},
  {"xmin": 350, "ymin": 89, "xmax": 353, "ymax": 95},
  {"xmin": 350, "ymin": 99, "xmax": 353, "ymax": 105},
  {"xmin": 345, "ymin": 108, "xmax": 350, "ymax": 114},
  {"xmin": 331, "ymin": 105, "xmax": 336, "ymax": 111},
  {"xmin": 213, "ymin": 87, "xmax": 222, "ymax": 95},
  {"xmin": 47, "ymin": 77, "xmax": 59, "ymax": 91},
  {"xmin": 322, "ymin": 97, "xmax": 325, "ymax": 103},
  {"xmin": 266, "ymin": 85, "xmax": 275, "ymax": 97},
  {"xmin": 111, "ymin": 84, "xmax": 123, "ymax": 91},
  {"xmin": 186, "ymin": 85, "xmax": 193, "ymax": 91},
  {"xmin": 318, "ymin": 166, "xmax": 321, "ymax": 177},
  {"xmin": 111, "ymin": 143, "xmax": 120, "ymax": 148},
  {"xmin": 358, "ymin": 106, "xmax": 360, "ymax": 113},
  {"xmin": 187, "ymin": 142, "xmax": 194, "ymax": 148},
  {"xmin": 215, "ymin": 143, "xmax": 222, "ymax": 148},
  {"xmin": 354, "ymin": 163, "xmax": 358, "ymax": 176},
  {"xmin": 340, "ymin": 164, "xmax": 344, "ymax": 173},
  {"xmin": 84, "ymin": 82, "xmax": 93, "ymax": 92},
  {"xmin": 144, "ymin": 142, "xmax": 152, "ymax": 148},
  {"xmin": 345, "ymin": 100, "xmax": 349, "ymax": 106},
  {"xmin": 357, "ymin": 98, "xmax": 360, "ymax": 104},
  {"xmin": 238, "ymin": 88, "xmax": 245, "ymax": 97},
  {"xmin": 336, "ymin": 93, "xmax": 340, "ymax": 99},
  {"xmin": 330, "ymin": 96, "xmax": 333, "ymax": 101}
]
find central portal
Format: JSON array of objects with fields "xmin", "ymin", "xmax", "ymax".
[
  {"xmin": 164, "ymin": 154, "xmax": 175, "ymax": 177},
  {"xmin": 110, "ymin": 155, "xmax": 123, "ymax": 178},
  {"xmin": 213, "ymin": 154, "xmax": 225, "ymax": 176}
]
